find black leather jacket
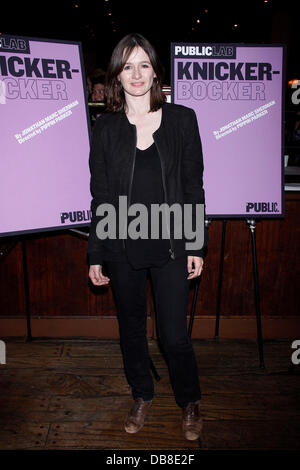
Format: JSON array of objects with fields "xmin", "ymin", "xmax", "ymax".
[{"xmin": 86, "ymin": 102, "xmax": 208, "ymax": 266}]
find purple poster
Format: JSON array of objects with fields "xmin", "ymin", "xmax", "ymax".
[
  {"xmin": 171, "ymin": 43, "xmax": 284, "ymax": 218},
  {"xmin": 0, "ymin": 35, "xmax": 91, "ymax": 236}
]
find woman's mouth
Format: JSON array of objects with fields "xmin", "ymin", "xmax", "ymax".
[{"xmin": 131, "ymin": 82, "xmax": 144, "ymax": 87}]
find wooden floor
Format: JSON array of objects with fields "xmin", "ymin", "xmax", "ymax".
[{"xmin": 0, "ymin": 338, "xmax": 299, "ymax": 450}]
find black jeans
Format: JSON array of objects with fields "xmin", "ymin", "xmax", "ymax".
[{"xmin": 105, "ymin": 254, "xmax": 202, "ymax": 408}]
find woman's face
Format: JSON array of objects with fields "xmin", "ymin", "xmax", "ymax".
[
  {"xmin": 118, "ymin": 46, "xmax": 156, "ymax": 98},
  {"xmin": 91, "ymin": 83, "xmax": 105, "ymax": 102}
]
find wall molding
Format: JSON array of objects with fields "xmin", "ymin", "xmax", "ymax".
[{"xmin": 1, "ymin": 316, "xmax": 299, "ymax": 339}]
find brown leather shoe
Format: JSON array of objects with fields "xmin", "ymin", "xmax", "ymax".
[
  {"xmin": 182, "ymin": 400, "xmax": 203, "ymax": 441},
  {"xmin": 124, "ymin": 397, "xmax": 153, "ymax": 434}
]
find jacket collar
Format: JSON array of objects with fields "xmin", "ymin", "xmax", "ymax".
[{"xmin": 120, "ymin": 101, "xmax": 167, "ymax": 136}]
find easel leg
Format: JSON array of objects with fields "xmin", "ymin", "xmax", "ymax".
[
  {"xmin": 246, "ymin": 219, "xmax": 265, "ymax": 369},
  {"xmin": 21, "ymin": 237, "xmax": 32, "ymax": 342},
  {"xmin": 187, "ymin": 219, "xmax": 210, "ymax": 338},
  {"xmin": 215, "ymin": 219, "xmax": 227, "ymax": 339}
]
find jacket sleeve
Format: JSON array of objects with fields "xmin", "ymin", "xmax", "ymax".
[
  {"xmin": 181, "ymin": 107, "xmax": 209, "ymax": 258},
  {"xmin": 86, "ymin": 116, "xmax": 109, "ymax": 266}
]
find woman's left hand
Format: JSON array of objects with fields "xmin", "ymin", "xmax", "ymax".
[{"xmin": 187, "ymin": 256, "xmax": 204, "ymax": 279}]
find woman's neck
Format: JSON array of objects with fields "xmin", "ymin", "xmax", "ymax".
[{"xmin": 124, "ymin": 92, "xmax": 151, "ymax": 117}]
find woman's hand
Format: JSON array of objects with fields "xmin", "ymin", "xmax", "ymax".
[
  {"xmin": 187, "ymin": 256, "xmax": 204, "ymax": 279},
  {"xmin": 89, "ymin": 264, "xmax": 110, "ymax": 286}
]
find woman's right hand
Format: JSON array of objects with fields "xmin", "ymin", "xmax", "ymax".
[{"xmin": 89, "ymin": 264, "xmax": 110, "ymax": 286}]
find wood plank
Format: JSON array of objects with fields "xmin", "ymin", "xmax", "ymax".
[
  {"xmin": 44, "ymin": 419, "xmax": 199, "ymax": 450},
  {"xmin": 0, "ymin": 423, "xmax": 49, "ymax": 450},
  {"xmin": 1, "ymin": 368, "xmax": 299, "ymax": 399},
  {"xmin": 0, "ymin": 339, "xmax": 299, "ymax": 450},
  {"xmin": 200, "ymin": 420, "xmax": 300, "ymax": 450}
]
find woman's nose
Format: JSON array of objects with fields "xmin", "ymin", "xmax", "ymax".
[{"xmin": 132, "ymin": 66, "xmax": 141, "ymax": 79}]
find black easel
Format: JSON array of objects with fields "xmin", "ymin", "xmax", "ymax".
[
  {"xmin": 188, "ymin": 218, "xmax": 265, "ymax": 369},
  {"xmin": 0, "ymin": 236, "xmax": 32, "ymax": 342},
  {"xmin": 0, "ymin": 230, "xmax": 90, "ymax": 343},
  {"xmin": 246, "ymin": 219, "xmax": 265, "ymax": 369},
  {"xmin": 187, "ymin": 219, "xmax": 211, "ymax": 338},
  {"xmin": 21, "ymin": 237, "xmax": 32, "ymax": 342}
]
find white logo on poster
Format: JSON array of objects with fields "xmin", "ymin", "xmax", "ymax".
[
  {"xmin": 0, "ymin": 340, "xmax": 6, "ymax": 364},
  {"xmin": 0, "ymin": 80, "xmax": 6, "ymax": 104}
]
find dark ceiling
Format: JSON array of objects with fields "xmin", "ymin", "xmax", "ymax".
[{"xmin": 1, "ymin": 0, "xmax": 298, "ymax": 82}]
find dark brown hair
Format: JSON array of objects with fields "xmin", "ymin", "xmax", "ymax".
[{"xmin": 105, "ymin": 33, "xmax": 166, "ymax": 113}]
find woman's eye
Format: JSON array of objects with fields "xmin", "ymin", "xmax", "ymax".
[{"xmin": 122, "ymin": 63, "xmax": 150, "ymax": 71}]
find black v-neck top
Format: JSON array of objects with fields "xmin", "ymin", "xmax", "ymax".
[{"xmin": 124, "ymin": 142, "xmax": 171, "ymax": 269}]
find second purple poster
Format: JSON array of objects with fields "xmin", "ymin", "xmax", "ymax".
[{"xmin": 171, "ymin": 43, "xmax": 284, "ymax": 218}]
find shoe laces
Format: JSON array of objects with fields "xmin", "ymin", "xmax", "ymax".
[
  {"xmin": 184, "ymin": 401, "xmax": 199, "ymax": 419},
  {"xmin": 132, "ymin": 398, "xmax": 150, "ymax": 416}
]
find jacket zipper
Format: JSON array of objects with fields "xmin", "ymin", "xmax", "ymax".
[
  {"xmin": 154, "ymin": 137, "xmax": 175, "ymax": 260},
  {"xmin": 122, "ymin": 126, "xmax": 137, "ymax": 251}
]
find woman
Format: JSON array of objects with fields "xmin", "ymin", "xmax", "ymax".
[{"xmin": 87, "ymin": 33, "xmax": 208, "ymax": 441}]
